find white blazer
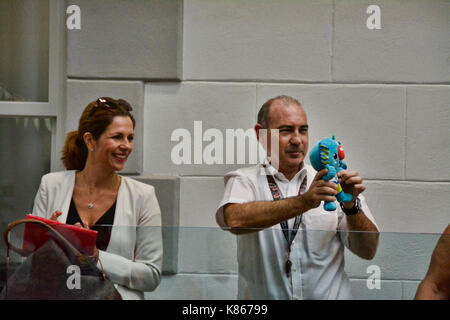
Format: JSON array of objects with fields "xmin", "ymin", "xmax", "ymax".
[{"xmin": 32, "ymin": 170, "xmax": 163, "ymax": 300}]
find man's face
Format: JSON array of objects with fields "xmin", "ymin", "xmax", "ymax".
[{"xmin": 267, "ymin": 101, "xmax": 309, "ymax": 173}]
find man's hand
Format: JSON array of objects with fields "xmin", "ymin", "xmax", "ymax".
[
  {"xmin": 301, "ymin": 168, "xmax": 338, "ymax": 211},
  {"xmin": 224, "ymin": 169, "xmax": 336, "ymax": 233},
  {"xmin": 337, "ymin": 170, "xmax": 366, "ymax": 208},
  {"xmin": 331, "ymin": 169, "xmax": 379, "ymax": 259}
]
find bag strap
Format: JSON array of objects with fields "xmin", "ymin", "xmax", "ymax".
[{"xmin": 3, "ymin": 218, "xmax": 83, "ymax": 259}]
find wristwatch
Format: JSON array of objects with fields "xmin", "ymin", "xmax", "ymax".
[{"xmin": 340, "ymin": 197, "xmax": 361, "ymax": 216}]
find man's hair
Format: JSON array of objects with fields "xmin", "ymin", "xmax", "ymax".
[{"xmin": 257, "ymin": 95, "xmax": 302, "ymax": 128}]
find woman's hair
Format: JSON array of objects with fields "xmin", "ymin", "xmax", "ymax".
[{"xmin": 61, "ymin": 97, "xmax": 136, "ymax": 170}]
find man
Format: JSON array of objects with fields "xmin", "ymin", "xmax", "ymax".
[
  {"xmin": 415, "ymin": 224, "xmax": 450, "ymax": 300},
  {"xmin": 216, "ymin": 95, "xmax": 379, "ymax": 300}
]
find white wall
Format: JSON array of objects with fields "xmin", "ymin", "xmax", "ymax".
[{"xmin": 62, "ymin": 0, "xmax": 450, "ymax": 300}]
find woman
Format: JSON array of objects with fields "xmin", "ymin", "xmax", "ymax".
[{"xmin": 32, "ymin": 97, "xmax": 162, "ymax": 300}]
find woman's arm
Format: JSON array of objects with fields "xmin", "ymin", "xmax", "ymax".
[
  {"xmin": 32, "ymin": 175, "xmax": 48, "ymax": 217},
  {"xmin": 97, "ymin": 185, "xmax": 163, "ymax": 292}
]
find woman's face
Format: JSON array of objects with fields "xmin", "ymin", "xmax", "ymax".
[{"xmin": 91, "ymin": 116, "xmax": 134, "ymax": 172}]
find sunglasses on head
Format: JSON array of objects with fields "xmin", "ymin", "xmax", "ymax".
[{"xmin": 88, "ymin": 97, "xmax": 133, "ymax": 118}]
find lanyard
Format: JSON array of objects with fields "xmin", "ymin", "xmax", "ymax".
[{"xmin": 266, "ymin": 174, "xmax": 307, "ymax": 276}]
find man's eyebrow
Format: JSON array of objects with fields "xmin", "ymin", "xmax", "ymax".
[{"xmin": 277, "ymin": 125, "xmax": 309, "ymax": 129}]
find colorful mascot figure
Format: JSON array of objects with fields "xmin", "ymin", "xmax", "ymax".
[{"xmin": 309, "ymin": 135, "xmax": 353, "ymax": 211}]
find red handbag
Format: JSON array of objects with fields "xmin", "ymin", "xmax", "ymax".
[
  {"xmin": 23, "ymin": 214, "xmax": 98, "ymax": 256},
  {"xmin": 1, "ymin": 218, "xmax": 122, "ymax": 300}
]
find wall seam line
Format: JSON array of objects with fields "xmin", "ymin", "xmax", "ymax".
[
  {"xmin": 330, "ymin": 0, "xmax": 335, "ymax": 82},
  {"xmin": 404, "ymin": 87, "xmax": 408, "ymax": 181}
]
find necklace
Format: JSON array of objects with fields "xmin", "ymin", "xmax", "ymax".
[
  {"xmin": 88, "ymin": 203, "xmax": 94, "ymax": 209},
  {"xmin": 77, "ymin": 172, "xmax": 121, "ymax": 209},
  {"xmin": 87, "ymin": 187, "xmax": 109, "ymax": 209}
]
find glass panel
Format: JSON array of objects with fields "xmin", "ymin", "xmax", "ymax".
[
  {"xmin": 1, "ymin": 223, "xmax": 447, "ymax": 300},
  {"xmin": 0, "ymin": 0, "xmax": 49, "ymax": 102},
  {"xmin": 0, "ymin": 116, "xmax": 52, "ymax": 282}
]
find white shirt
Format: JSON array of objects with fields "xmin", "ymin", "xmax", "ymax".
[{"xmin": 216, "ymin": 162, "xmax": 378, "ymax": 300}]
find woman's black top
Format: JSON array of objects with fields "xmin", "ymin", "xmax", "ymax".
[{"xmin": 66, "ymin": 198, "xmax": 116, "ymax": 251}]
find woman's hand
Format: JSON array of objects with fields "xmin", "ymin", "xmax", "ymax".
[
  {"xmin": 74, "ymin": 221, "xmax": 99, "ymax": 260},
  {"xmin": 50, "ymin": 211, "xmax": 62, "ymax": 221},
  {"xmin": 74, "ymin": 221, "xmax": 88, "ymax": 229}
]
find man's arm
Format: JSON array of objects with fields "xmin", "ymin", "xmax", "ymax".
[
  {"xmin": 224, "ymin": 169, "xmax": 338, "ymax": 234},
  {"xmin": 344, "ymin": 209, "xmax": 379, "ymax": 260},
  {"xmin": 415, "ymin": 224, "xmax": 450, "ymax": 300},
  {"xmin": 225, "ymin": 197, "xmax": 307, "ymax": 234},
  {"xmin": 339, "ymin": 170, "xmax": 379, "ymax": 260}
]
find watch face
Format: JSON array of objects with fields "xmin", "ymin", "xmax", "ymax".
[
  {"xmin": 356, "ymin": 197, "xmax": 362, "ymax": 210},
  {"xmin": 352, "ymin": 198, "xmax": 361, "ymax": 213}
]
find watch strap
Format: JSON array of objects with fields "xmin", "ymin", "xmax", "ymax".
[{"xmin": 340, "ymin": 197, "xmax": 361, "ymax": 216}]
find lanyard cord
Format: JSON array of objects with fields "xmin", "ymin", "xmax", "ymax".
[
  {"xmin": 266, "ymin": 174, "xmax": 307, "ymax": 276},
  {"xmin": 266, "ymin": 174, "xmax": 307, "ymax": 245}
]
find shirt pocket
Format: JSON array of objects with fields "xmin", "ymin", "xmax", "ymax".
[{"xmin": 302, "ymin": 209, "xmax": 338, "ymax": 255}]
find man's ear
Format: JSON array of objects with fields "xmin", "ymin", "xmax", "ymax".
[{"xmin": 254, "ymin": 123, "xmax": 263, "ymax": 142}]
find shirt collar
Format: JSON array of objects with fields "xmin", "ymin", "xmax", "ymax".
[{"xmin": 261, "ymin": 158, "xmax": 306, "ymax": 182}]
